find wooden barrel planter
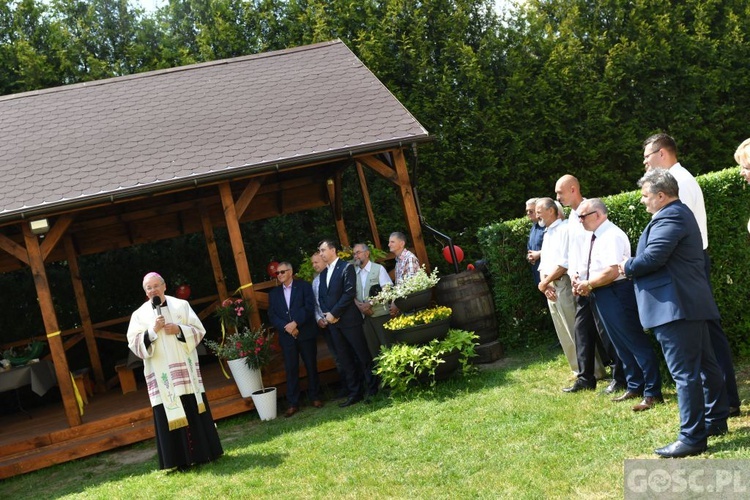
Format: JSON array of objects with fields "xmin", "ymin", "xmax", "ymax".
[{"xmin": 436, "ymin": 270, "xmax": 499, "ymax": 345}]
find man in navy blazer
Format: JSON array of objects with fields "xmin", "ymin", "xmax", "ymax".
[
  {"xmin": 317, "ymin": 239, "xmax": 378, "ymax": 408},
  {"xmin": 621, "ymin": 169, "xmax": 729, "ymax": 458},
  {"xmin": 268, "ymin": 261, "xmax": 322, "ymax": 417}
]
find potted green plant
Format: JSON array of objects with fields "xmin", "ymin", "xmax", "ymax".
[
  {"xmin": 373, "ymin": 329, "xmax": 479, "ymax": 395},
  {"xmin": 371, "ymin": 265, "xmax": 440, "ymax": 312},
  {"xmin": 383, "ymin": 305, "xmax": 452, "ymax": 344}
]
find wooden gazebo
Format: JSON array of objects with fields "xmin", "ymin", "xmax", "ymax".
[{"xmin": 0, "ymin": 40, "xmax": 430, "ymax": 477}]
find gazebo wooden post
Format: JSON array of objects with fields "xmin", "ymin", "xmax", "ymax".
[
  {"xmin": 391, "ymin": 149, "xmax": 430, "ymax": 270},
  {"xmin": 326, "ymin": 176, "xmax": 350, "ymax": 248},
  {"xmin": 23, "ymin": 224, "xmax": 82, "ymax": 426},
  {"xmin": 355, "ymin": 161, "xmax": 382, "ymax": 249},
  {"xmin": 200, "ymin": 206, "xmax": 230, "ymax": 301},
  {"xmin": 63, "ymin": 235, "xmax": 105, "ymax": 392},
  {"xmin": 218, "ymin": 182, "xmax": 262, "ymax": 329}
]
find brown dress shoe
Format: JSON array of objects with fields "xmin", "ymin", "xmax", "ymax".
[
  {"xmin": 611, "ymin": 390, "xmax": 642, "ymax": 402},
  {"xmin": 284, "ymin": 406, "xmax": 299, "ymax": 417},
  {"xmin": 311, "ymin": 400, "xmax": 324, "ymax": 408},
  {"xmin": 632, "ymin": 395, "xmax": 664, "ymax": 412}
]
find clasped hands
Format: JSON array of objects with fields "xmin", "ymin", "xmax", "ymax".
[
  {"xmin": 154, "ymin": 315, "xmax": 180, "ymax": 335},
  {"xmin": 324, "ymin": 312, "xmax": 339, "ymax": 325},
  {"xmin": 284, "ymin": 321, "xmax": 300, "ymax": 339},
  {"xmin": 355, "ymin": 299, "xmax": 374, "ymax": 317},
  {"xmin": 538, "ymin": 281, "xmax": 557, "ymax": 302}
]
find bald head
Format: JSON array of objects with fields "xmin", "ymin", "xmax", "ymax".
[{"xmin": 555, "ymin": 174, "xmax": 583, "ymax": 209}]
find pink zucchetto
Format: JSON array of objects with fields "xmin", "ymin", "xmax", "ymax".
[{"xmin": 142, "ymin": 272, "xmax": 164, "ymax": 285}]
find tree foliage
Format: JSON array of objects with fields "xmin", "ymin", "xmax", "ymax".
[{"xmin": 3, "ymin": 0, "xmax": 750, "ymax": 350}]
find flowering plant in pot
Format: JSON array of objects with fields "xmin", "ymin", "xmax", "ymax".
[
  {"xmin": 215, "ymin": 297, "xmax": 253, "ymax": 333},
  {"xmin": 384, "ymin": 306, "xmax": 453, "ymax": 345},
  {"xmin": 370, "ymin": 265, "xmax": 440, "ymax": 305},
  {"xmin": 204, "ymin": 326, "xmax": 277, "ymax": 370}
]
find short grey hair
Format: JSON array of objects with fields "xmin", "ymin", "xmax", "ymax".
[
  {"xmin": 536, "ymin": 197, "xmax": 558, "ymax": 215},
  {"xmin": 525, "ymin": 197, "xmax": 538, "ymax": 206},
  {"xmin": 354, "ymin": 242, "xmax": 370, "ymax": 253},
  {"xmin": 637, "ymin": 168, "xmax": 679, "ymax": 197},
  {"xmin": 584, "ymin": 198, "xmax": 608, "ymax": 216},
  {"xmin": 390, "ymin": 231, "xmax": 407, "ymax": 243}
]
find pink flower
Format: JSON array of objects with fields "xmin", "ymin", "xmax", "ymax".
[
  {"xmin": 222, "ymin": 298, "xmax": 233, "ymax": 307},
  {"xmin": 255, "ymin": 347, "xmax": 261, "ymax": 354}
]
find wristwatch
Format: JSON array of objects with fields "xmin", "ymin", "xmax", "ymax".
[{"xmin": 586, "ymin": 281, "xmax": 593, "ymax": 291}]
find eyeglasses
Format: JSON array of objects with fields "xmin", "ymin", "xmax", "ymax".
[
  {"xmin": 578, "ymin": 211, "xmax": 598, "ymax": 221},
  {"xmin": 277, "ymin": 270, "xmax": 290, "ymax": 275},
  {"xmin": 643, "ymin": 148, "xmax": 661, "ymax": 160}
]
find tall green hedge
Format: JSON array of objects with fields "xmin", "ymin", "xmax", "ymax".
[{"xmin": 477, "ymin": 167, "xmax": 750, "ymax": 359}]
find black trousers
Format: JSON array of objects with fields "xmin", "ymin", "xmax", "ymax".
[
  {"xmin": 574, "ymin": 294, "xmax": 623, "ymax": 386},
  {"xmin": 328, "ymin": 322, "xmax": 378, "ymax": 398}
]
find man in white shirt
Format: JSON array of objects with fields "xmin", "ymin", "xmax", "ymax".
[
  {"xmin": 574, "ymin": 198, "xmax": 663, "ymax": 411},
  {"xmin": 535, "ymin": 198, "xmax": 578, "ymax": 376},
  {"xmin": 556, "ymin": 174, "xmax": 620, "ymax": 393},
  {"xmin": 642, "ymin": 133, "xmax": 740, "ymax": 416}
]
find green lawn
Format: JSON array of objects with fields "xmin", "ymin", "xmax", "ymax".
[{"xmin": 3, "ymin": 349, "xmax": 749, "ymax": 499}]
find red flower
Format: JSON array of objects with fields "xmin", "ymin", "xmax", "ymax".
[{"xmin": 255, "ymin": 347, "xmax": 261, "ymax": 354}]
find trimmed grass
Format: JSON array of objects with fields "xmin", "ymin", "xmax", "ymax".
[{"xmin": 3, "ymin": 349, "xmax": 749, "ymax": 499}]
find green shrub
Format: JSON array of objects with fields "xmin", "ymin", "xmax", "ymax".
[
  {"xmin": 374, "ymin": 329, "xmax": 479, "ymax": 395},
  {"xmin": 478, "ymin": 167, "xmax": 750, "ymax": 358}
]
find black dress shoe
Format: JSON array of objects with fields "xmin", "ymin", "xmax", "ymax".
[
  {"xmin": 729, "ymin": 406, "xmax": 741, "ymax": 418},
  {"xmin": 706, "ymin": 423, "xmax": 728, "ymax": 437},
  {"xmin": 611, "ymin": 390, "xmax": 642, "ymax": 402},
  {"xmin": 654, "ymin": 440, "xmax": 707, "ymax": 458},
  {"xmin": 562, "ymin": 380, "xmax": 596, "ymax": 393},
  {"xmin": 338, "ymin": 396, "xmax": 362, "ymax": 408},
  {"xmin": 603, "ymin": 380, "xmax": 626, "ymax": 394}
]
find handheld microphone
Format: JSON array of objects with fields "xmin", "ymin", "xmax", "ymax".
[{"xmin": 152, "ymin": 296, "xmax": 162, "ymax": 316}]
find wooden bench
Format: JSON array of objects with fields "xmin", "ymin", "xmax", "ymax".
[
  {"xmin": 71, "ymin": 368, "xmax": 94, "ymax": 404},
  {"xmin": 115, "ymin": 360, "xmax": 137, "ymax": 394}
]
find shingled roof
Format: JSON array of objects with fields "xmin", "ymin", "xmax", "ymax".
[{"xmin": 0, "ymin": 40, "xmax": 429, "ymax": 224}]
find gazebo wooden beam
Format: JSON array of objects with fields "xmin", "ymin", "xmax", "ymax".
[
  {"xmin": 235, "ymin": 179, "xmax": 263, "ymax": 220},
  {"xmin": 22, "ymin": 224, "xmax": 81, "ymax": 427},
  {"xmin": 357, "ymin": 154, "xmax": 399, "ymax": 184},
  {"xmin": 40, "ymin": 214, "xmax": 74, "ymax": 261},
  {"xmin": 64, "ymin": 235, "xmax": 105, "ymax": 392},
  {"xmin": 0, "ymin": 232, "xmax": 29, "ymax": 264},
  {"xmin": 355, "ymin": 161, "xmax": 381, "ymax": 249},
  {"xmin": 326, "ymin": 176, "xmax": 349, "ymax": 248},
  {"xmin": 200, "ymin": 205, "xmax": 229, "ymax": 302},
  {"xmin": 218, "ymin": 182, "xmax": 261, "ymax": 328},
  {"xmin": 392, "ymin": 149, "xmax": 429, "ymax": 270}
]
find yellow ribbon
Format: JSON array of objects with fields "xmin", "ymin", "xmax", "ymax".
[
  {"xmin": 233, "ymin": 282, "xmax": 254, "ymax": 294},
  {"xmin": 46, "ymin": 331, "xmax": 61, "ymax": 339}
]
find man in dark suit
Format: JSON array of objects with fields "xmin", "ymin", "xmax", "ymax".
[
  {"xmin": 621, "ymin": 169, "xmax": 729, "ymax": 458},
  {"xmin": 317, "ymin": 239, "xmax": 378, "ymax": 407},
  {"xmin": 268, "ymin": 261, "xmax": 322, "ymax": 417}
]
